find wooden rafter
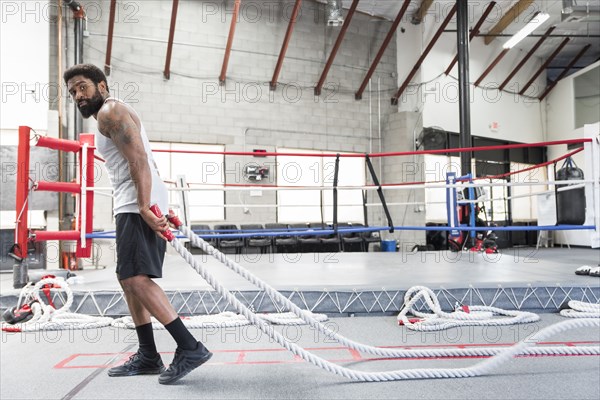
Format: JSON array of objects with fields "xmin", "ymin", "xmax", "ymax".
[
  {"xmin": 104, "ymin": 0, "xmax": 117, "ymax": 76},
  {"xmin": 484, "ymin": 0, "xmax": 536, "ymax": 45},
  {"xmin": 270, "ymin": 0, "xmax": 302, "ymax": 90},
  {"xmin": 539, "ymin": 44, "xmax": 591, "ymax": 100},
  {"xmin": 519, "ymin": 38, "xmax": 570, "ymax": 95},
  {"xmin": 411, "ymin": 0, "xmax": 434, "ymax": 24},
  {"xmin": 164, "ymin": 0, "xmax": 180, "ymax": 80},
  {"xmin": 498, "ymin": 26, "xmax": 555, "ymax": 91},
  {"xmin": 315, "ymin": 0, "xmax": 360, "ymax": 96},
  {"xmin": 355, "ymin": 0, "xmax": 411, "ymax": 100},
  {"xmin": 220, "ymin": 0, "xmax": 241, "ymax": 84},
  {"xmin": 392, "ymin": 3, "xmax": 457, "ymax": 102}
]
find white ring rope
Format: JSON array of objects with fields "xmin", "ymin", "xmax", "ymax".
[
  {"xmin": 560, "ymin": 301, "xmax": 600, "ymax": 319},
  {"xmin": 175, "ymin": 225, "xmax": 600, "ymax": 381},
  {"xmin": 397, "ymin": 286, "xmax": 540, "ymax": 331},
  {"xmin": 1, "ymin": 278, "xmax": 114, "ymax": 332},
  {"xmin": 112, "ymin": 311, "xmax": 328, "ymax": 330}
]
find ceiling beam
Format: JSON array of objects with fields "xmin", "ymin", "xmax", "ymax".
[
  {"xmin": 519, "ymin": 38, "xmax": 570, "ymax": 95},
  {"xmin": 270, "ymin": 0, "xmax": 302, "ymax": 91},
  {"xmin": 355, "ymin": 0, "xmax": 411, "ymax": 100},
  {"xmin": 315, "ymin": 0, "xmax": 360, "ymax": 96},
  {"xmin": 411, "ymin": 0, "xmax": 434, "ymax": 24},
  {"xmin": 539, "ymin": 44, "xmax": 591, "ymax": 100},
  {"xmin": 474, "ymin": 48, "xmax": 510, "ymax": 87},
  {"xmin": 219, "ymin": 0, "xmax": 241, "ymax": 85},
  {"xmin": 484, "ymin": 0, "xmax": 536, "ymax": 45},
  {"xmin": 498, "ymin": 26, "xmax": 555, "ymax": 91},
  {"xmin": 163, "ymin": 0, "xmax": 180, "ymax": 80},
  {"xmin": 445, "ymin": 1, "xmax": 497, "ymax": 75},
  {"xmin": 104, "ymin": 0, "xmax": 117, "ymax": 76},
  {"xmin": 392, "ymin": 3, "xmax": 457, "ymax": 103}
]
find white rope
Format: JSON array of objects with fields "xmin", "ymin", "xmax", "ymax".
[
  {"xmin": 560, "ymin": 301, "xmax": 600, "ymax": 318},
  {"xmin": 397, "ymin": 286, "xmax": 540, "ymax": 331},
  {"xmin": 174, "ymin": 226, "xmax": 600, "ymax": 381},
  {"xmin": 1, "ymin": 278, "xmax": 113, "ymax": 332},
  {"xmin": 111, "ymin": 311, "xmax": 329, "ymax": 330}
]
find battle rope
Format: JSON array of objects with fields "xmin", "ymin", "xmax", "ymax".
[
  {"xmin": 162, "ymin": 212, "xmax": 600, "ymax": 381},
  {"xmin": 397, "ymin": 286, "xmax": 540, "ymax": 331},
  {"xmin": 1, "ymin": 277, "xmax": 113, "ymax": 332},
  {"xmin": 560, "ymin": 301, "xmax": 600, "ymax": 319}
]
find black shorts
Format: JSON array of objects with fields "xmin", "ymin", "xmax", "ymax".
[{"xmin": 115, "ymin": 213, "xmax": 166, "ymax": 280}]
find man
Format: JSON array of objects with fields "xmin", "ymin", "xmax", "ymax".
[{"xmin": 64, "ymin": 64, "xmax": 212, "ymax": 385}]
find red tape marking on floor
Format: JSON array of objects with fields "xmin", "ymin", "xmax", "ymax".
[{"xmin": 53, "ymin": 341, "xmax": 600, "ymax": 369}]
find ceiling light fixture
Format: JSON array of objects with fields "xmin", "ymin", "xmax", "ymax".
[{"xmin": 503, "ymin": 12, "xmax": 551, "ymax": 49}]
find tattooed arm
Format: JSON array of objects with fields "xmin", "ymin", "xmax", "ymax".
[{"xmin": 97, "ymin": 102, "xmax": 168, "ymax": 238}]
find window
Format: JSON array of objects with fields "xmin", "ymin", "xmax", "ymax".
[
  {"xmin": 276, "ymin": 148, "xmax": 365, "ymax": 224},
  {"xmin": 151, "ymin": 142, "xmax": 225, "ymax": 222}
]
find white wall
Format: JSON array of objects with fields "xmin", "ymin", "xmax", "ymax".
[
  {"xmin": 397, "ymin": 2, "xmax": 546, "ymax": 144},
  {"xmin": 0, "ymin": 0, "xmax": 50, "ymax": 132},
  {"xmin": 546, "ymin": 62, "xmax": 600, "ymax": 247}
]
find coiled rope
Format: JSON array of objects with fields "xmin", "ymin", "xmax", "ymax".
[
  {"xmin": 560, "ymin": 301, "xmax": 600, "ymax": 318},
  {"xmin": 174, "ymin": 225, "xmax": 600, "ymax": 381},
  {"xmin": 397, "ymin": 286, "xmax": 540, "ymax": 330},
  {"xmin": 1, "ymin": 277, "xmax": 113, "ymax": 332}
]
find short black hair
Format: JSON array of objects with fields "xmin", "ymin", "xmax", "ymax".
[{"xmin": 63, "ymin": 64, "xmax": 109, "ymax": 92}]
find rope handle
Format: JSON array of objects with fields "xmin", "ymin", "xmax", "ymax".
[{"xmin": 149, "ymin": 204, "xmax": 175, "ymax": 241}]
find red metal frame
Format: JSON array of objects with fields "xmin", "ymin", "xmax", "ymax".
[
  {"xmin": 20, "ymin": 132, "xmax": 96, "ymax": 259},
  {"xmin": 474, "ymin": 48, "xmax": 509, "ymax": 87},
  {"xmin": 77, "ymin": 134, "xmax": 95, "ymax": 257},
  {"xmin": 445, "ymin": 1, "xmax": 497, "ymax": 75},
  {"xmin": 355, "ymin": 0, "xmax": 411, "ymax": 100},
  {"xmin": 220, "ymin": 0, "xmax": 241, "ymax": 85},
  {"xmin": 14, "ymin": 126, "xmax": 31, "ymax": 260},
  {"xmin": 498, "ymin": 26, "xmax": 555, "ymax": 91},
  {"xmin": 315, "ymin": 0, "xmax": 360, "ymax": 96},
  {"xmin": 392, "ymin": 3, "xmax": 457, "ymax": 103},
  {"xmin": 539, "ymin": 44, "xmax": 591, "ymax": 101},
  {"xmin": 164, "ymin": 0, "xmax": 180, "ymax": 80},
  {"xmin": 35, "ymin": 181, "xmax": 80, "ymax": 194},
  {"xmin": 519, "ymin": 38, "xmax": 570, "ymax": 95},
  {"xmin": 104, "ymin": 0, "xmax": 117, "ymax": 75},
  {"xmin": 270, "ymin": 0, "xmax": 302, "ymax": 90}
]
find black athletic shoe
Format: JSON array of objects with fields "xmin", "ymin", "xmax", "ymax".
[
  {"xmin": 108, "ymin": 350, "xmax": 165, "ymax": 377},
  {"xmin": 158, "ymin": 342, "xmax": 213, "ymax": 385}
]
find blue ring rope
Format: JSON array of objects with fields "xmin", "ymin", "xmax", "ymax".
[{"xmin": 86, "ymin": 224, "xmax": 597, "ymax": 239}]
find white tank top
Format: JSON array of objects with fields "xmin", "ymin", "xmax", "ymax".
[{"xmin": 95, "ymin": 98, "xmax": 168, "ymax": 215}]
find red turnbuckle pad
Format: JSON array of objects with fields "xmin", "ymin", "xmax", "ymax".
[
  {"xmin": 167, "ymin": 209, "xmax": 183, "ymax": 228},
  {"xmin": 149, "ymin": 204, "xmax": 175, "ymax": 241}
]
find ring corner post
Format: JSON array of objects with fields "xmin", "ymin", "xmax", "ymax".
[
  {"xmin": 584, "ymin": 124, "xmax": 600, "ymax": 248},
  {"xmin": 76, "ymin": 133, "xmax": 95, "ymax": 258},
  {"xmin": 14, "ymin": 126, "xmax": 32, "ymax": 288}
]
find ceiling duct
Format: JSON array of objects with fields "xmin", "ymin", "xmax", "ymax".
[
  {"xmin": 562, "ymin": 0, "xmax": 600, "ymax": 22},
  {"xmin": 326, "ymin": 0, "xmax": 344, "ymax": 26}
]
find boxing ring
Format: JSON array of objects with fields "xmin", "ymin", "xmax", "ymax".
[
  {"xmin": 4, "ymin": 124, "xmax": 599, "ymax": 319},
  {"xmin": 2, "ymin": 125, "xmax": 600, "ymax": 385}
]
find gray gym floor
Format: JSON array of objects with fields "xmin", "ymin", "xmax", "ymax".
[
  {"xmin": 1, "ymin": 315, "xmax": 599, "ymax": 399},
  {"xmin": 1, "ymin": 247, "xmax": 599, "ymax": 399}
]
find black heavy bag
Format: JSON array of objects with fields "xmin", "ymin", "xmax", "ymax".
[{"xmin": 556, "ymin": 157, "xmax": 586, "ymax": 225}]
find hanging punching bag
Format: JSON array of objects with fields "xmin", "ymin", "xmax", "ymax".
[{"xmin": 556, "ymin": 157, "xmax": 586, "ymax": 225}]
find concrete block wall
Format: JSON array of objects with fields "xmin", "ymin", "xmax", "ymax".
[
  {"xmin": 375, "ymin": 111, "xmax": 427, "ymax": 248},
  {"xmin": 52, "ymin": 0, "xmax": 413, "ymax": 232}
]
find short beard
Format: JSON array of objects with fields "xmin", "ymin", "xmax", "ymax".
[{"xmin": 78, "ymin": 87, "xmax": 105, "ymax": 118}]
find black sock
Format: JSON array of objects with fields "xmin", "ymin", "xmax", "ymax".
[
  {"xmin": 135, "ymin": 322, "xmax": 157, "ymax": 356},
  {"xmin": 164, "ymin": 317, "xmax": 198, "ymax": 351}
]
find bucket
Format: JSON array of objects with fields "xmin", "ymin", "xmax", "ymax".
[{"xmin": 381, "ymin": 240, "xmax": 397, "ymax": 252}]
